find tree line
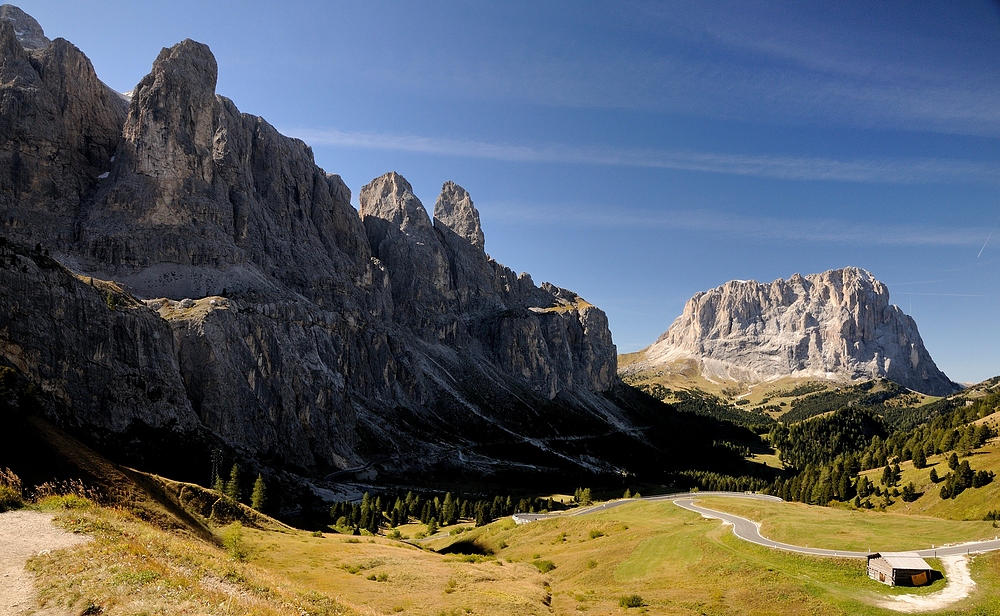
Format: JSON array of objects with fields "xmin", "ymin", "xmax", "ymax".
[
  {"xmin": 327, "ymin": 490, "xmax": 577, "ymax": 535},
  {"xmin": 759, "ymin": 390, "xmax": 999, "ymax": 508}
]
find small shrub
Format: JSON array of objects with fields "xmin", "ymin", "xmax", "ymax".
[
  {"xmin": 32, "ymin": 478, "xmax": 101, "ymax": 504},
  {"xmin": 0, "ymin": 485, "xmax": 21, "ymax": 511},
  {"xmin": 387, "ymin": 528, "xmax": 402, "ymax": 540},
  {"xmin": 619, "ymin": 594, "xmax": 645, "ymax": 608},
  {"xmin": 222, "ymin": 570, "xmax": 247, "ymax": 584},
  {"xmin": 587, "ymin": 559, "xmax": 598, "ymax": 569},
  {"xmin": 0, "ymin": 468, "xmax": 23, "ymax": 512},
  {"xmin": 532, "ymin": 559, "xmax": 556, "ymax": 573},
  {"xmin": 344, "ymin": 538, "xmax": 361, "ymax": 544},
  {"xmin": 367, "ymin": 573, "xmax": 377, "ymax": 581},
  {"xmin": 36, "ymin": 494, "xmax": 93, "ymax": 510},
  {"xmin": 311, "ymin": 530, "xmax": 324, "ymax": 537},
  {"xmin": 377, "ymin": 572, "xmax": 389, "ymax": 582},
  {"xmin": 224, "ymin": 522, "xmax": 250, "ymax": 562},
  {"xmin": 588, "ymin": 529, "xmax": 605, "ymax": 539}
]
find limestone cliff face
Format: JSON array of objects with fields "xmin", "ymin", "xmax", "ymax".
[
  {"xmin": 0, "ymin": 12, "xmax": 127, "ymax": 250},
  {"xmin": 80, "ymin": 39, "xmax": 382, "ymax": 314},
  {"xmin": 0, "ymin": 9, "xmax": 628, "ymax": 481},
  {"xmin": 638, "ymin": 268, "xmax": 958, "ymax": 396},
  {"xmin": 0, "ymin": 241, "xmax": 197, "ymax": 435}
]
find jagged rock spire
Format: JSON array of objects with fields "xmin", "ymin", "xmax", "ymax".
[{"xmin": 434, "ymin": 181, "xmax": 485, "ymax": 250}]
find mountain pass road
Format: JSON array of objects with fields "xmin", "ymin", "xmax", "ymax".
[{"xmin": 512, "ymin": 491, "xmax": 1000, "ymax": 559}]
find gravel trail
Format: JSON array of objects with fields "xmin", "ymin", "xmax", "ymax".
[{"xmin": 0, "ymin": 510, "xmax": 90, "ymax": 615}]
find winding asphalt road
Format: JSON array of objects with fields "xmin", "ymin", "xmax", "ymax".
[{"xmin": 513, "ymin": 491, "xmax": 1000, "ymax": 559}]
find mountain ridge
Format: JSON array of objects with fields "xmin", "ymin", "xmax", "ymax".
[{"xmin": 0, "ymin": 6, "xmax": 749, "ymax": 491}]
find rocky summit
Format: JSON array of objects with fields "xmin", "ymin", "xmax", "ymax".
[
  {"xmin": 633, "ymin": 268, "xmax": 959, "ymax": 396},
  {"xmin": 0, "ymin": 6, "xmax": 714, "ymax": 488}
]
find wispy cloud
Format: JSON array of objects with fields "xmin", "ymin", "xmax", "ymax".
[
  {"xmin": 286, "ymin": 127, "xmax": 999, "ymax": 185},
  {"xmin": 607, "ymin": 1, "xmax": 1000, "ymax": 135},
  {"xmin": 892, "ymin": 292, "xmax": 991, "ymax": 298},
  {"xmin": 315, "ymin": 2, "xmax": 1000, "ymax": 137},
  {"xmin": 478, "ymin": 200, "xmax": 984, "ymax": 248}
]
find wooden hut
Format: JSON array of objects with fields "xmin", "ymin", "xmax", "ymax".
[{"xmin": 866, "ymin": 552, "xmax": 934, "ymax": 586}]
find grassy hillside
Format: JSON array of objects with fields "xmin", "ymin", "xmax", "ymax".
[
  {"xmin": 426, "ymin": 498, "xmax": 1000, "ymax": 615},
  {"xmin": 10, "ymin": 468, "xmax": 1000, "ymax": 615},
  {"xmin": 26, "ymin": 498, "xmax": 357, "ymax": 616},
  {"xmin": 620, "ymin": 358, "xmax": 939, "ymax": 433},
  {"xmin": 696, "ymin": 496, "xmax": 998, "ymax": 552},
  {"xmin": 245, "ymin": 527, "xmax": 549, "ymax": 615},
  {"xmin": 858, "ymin": 439, "xmax": 1000, "ymax": 521}
]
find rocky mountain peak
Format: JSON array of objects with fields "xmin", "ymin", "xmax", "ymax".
[
  {"xmin": 359, "ymin": 171, "xmax": 431, "ymax": 231},
  {"xmin": 359, "ymin": 172, "xmax": 454, "ymax": 319},
  {"xmin": 434, "ymin": 181, "xmax": 485, "ymax": 251},
  {"xmin": 145, "ymin": 39, "xmax": 218, "ymax": 102},
  {"xmin": 122, "ymin": 39, "xmax": 218, "ymax": 182},
  {"xmin": 0, "ymin": 4, "xmax": 49, "ymax": 50},
  {"xmin": 638, "ymin": 267, "xmax": 958, "ymax": 396}
]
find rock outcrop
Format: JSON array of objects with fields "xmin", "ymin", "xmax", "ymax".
[
  {"xmin": 0, "ymin": 8, "xmax": 655, "ymax": 485},
  {"xmin": 635, "ymin": 268, "xmax": 958, "ymax": 396}
]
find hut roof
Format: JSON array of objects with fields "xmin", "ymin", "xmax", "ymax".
[{"xmin": 868, "ymin": 552, "xmax": 932, "ymax": 570}]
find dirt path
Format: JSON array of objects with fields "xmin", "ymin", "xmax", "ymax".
[
  {"xmin": 0, "ymin": 510, "xmax": 90, "ymax": 615},
  {"xmin": 875, "ymin": 555, "xmax": 975, "ymax": 613}
]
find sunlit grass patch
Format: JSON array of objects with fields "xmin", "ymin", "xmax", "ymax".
[{"xmin": 25, "ymin": 502, "xmax": 355, "ymax": 615}]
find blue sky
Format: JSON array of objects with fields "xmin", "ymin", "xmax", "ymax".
[{"xmin": 18, "ymin": 1, "xmax": 1000, "ymax": 383}]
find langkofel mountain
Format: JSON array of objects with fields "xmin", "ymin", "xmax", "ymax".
[{"xmin": 631, "ymin": 268, "xmax": 959, "ymax": 396}]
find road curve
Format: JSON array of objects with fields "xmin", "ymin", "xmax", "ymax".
[
  {"xmin": 512, "ymin": 491, "xmax": 1000, "ymax": 559},
  {"xmin": 674, "ymin": 496, "xmax": 867, "ymax": 558}
]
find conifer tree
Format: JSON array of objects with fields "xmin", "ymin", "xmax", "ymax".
[
  {"xmin": 251, "ymin": 474, "xmax": 266, "ymax": 511},
  {"xmin": 442, "ymin": 492, "xmax": 456, "ymax": 526},
  {"xmin": 225, "ymin": 464, "xmax": 240, "ymax": 501}
]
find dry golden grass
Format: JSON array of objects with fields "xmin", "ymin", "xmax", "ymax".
[
  {"xmin": 245, "ymin": 527, "xmax": 549, "ymax": 616},
  {"xmin": 27, "ymin": 498, "xmax": 355, "ymax": 616}
]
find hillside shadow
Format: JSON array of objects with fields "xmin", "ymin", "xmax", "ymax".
[{"xmin": 437, "ymin": 539, "xmax": 493, "ymax": 556}]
